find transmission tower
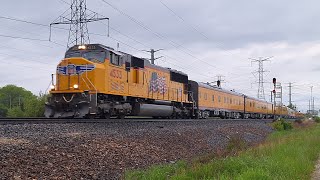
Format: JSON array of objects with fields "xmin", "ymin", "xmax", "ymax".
[
  {"xmin": 50, "ymin": 0, "xmax": 109, "ymax": 47},
  {"xmin": 250, "ymin": 56, "xmax": 273, "ymax": 100}
]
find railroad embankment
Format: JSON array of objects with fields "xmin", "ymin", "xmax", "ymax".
[
  {"xmin": 126, "ymin": 119, "xmax": 320, "ymax": 180},
  {"xmin": 0, "ymin": 119, "xmax": 271, "ymax": 179}
]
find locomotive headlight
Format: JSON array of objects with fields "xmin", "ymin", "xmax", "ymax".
[
  {"xmin": 50, "ymin": 85, "xmax": 55, "ymax": 90},
  {"xmin": 78, "ymin": 45, "xmax": 86, "ymax": 50},
  {"xmin": 73, "ymin": 84, "xmax": 79, "ymax": 89}
]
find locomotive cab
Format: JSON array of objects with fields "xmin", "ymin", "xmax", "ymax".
[{"xmin": 45, "ymin": 44, "xmax": 119, "ymax": 118}]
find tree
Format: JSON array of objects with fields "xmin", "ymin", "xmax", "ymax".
[
  {"xmin": 0, "ymin": 104, "xmax": 7, "ymax": 117},
  {"xmin": 7, "ymin": 107, "xmax": 24, "ymax": 118},
  {"xmin": 0, "ymin": 85, "xmax": 47, "ymax": 117}
]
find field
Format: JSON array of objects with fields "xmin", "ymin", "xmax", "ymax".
[{"xmin": 126, "ymin": 121, "xmax": 320, "ymax": 179}]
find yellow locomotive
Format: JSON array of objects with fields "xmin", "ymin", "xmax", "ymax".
[
  {"xmin": 45, "ymin": 43, "xmax": 297, "ymax": 119},
  {"xmin": 45, "ymin": 44, "xmax": 192, "ymax": 118}
]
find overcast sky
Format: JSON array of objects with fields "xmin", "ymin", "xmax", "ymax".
[{"xmin": 1, "ymin": 0, "xmax": 320, "ymax": 112}]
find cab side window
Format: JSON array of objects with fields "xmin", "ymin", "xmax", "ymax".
[{"xmin": 110, "ymin": 52, "xmax": 121, "ymax": 66}]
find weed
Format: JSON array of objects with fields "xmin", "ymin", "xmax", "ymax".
[
  {"xmin": 314, "ymin": 116, "xmax": 320, "ymax": 123},
  {"xmin": 272, "ymin": 118, "xmax": 293, "ymax": 131},
  {"xmin": 125, "ymin": 125, "xmax": 320, "ymax": 180}
]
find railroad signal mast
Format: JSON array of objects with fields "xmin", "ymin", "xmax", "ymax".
[
  {"xmin": 272, "ymin": 78, "xmax": 276, "ymax": 117},
  {"xmin": 50, "ymin": 0, "xmax": 109, "ymax": 47},
  {"xmin": 272, "ymin": 78, "xmax": 283, "ymax": 118}
]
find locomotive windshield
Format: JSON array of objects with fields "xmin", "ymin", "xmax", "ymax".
[{"xmin": 65, "ymin": 50, "xmax": 106, "ymax": 63}]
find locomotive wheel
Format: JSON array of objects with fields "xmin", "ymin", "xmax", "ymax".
[
  {"xmin": 104, "ymin": 113, "xmax": 111, "ymax": 119},
  {"xmin": 117, "ymin": 114, "xmax": 125, "ymax": 119},
  {"xmin": 85, "ymin": 114, "xmax": 95, "ymax": 119}
]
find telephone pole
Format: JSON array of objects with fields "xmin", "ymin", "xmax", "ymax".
[
  {"xmin": 142, "ymin": 49, "xmax": 163, "ymax": 64},
  {"xmin": 310, "ymin": 86, "xmax": 313, "ymax": 115},
  {"xmin": 250, "ymin": 56, "xmax": 273, "ymax": 100},
  {"xmin": 50, "ymin": 0, "xmax": 109, "ymax": 47},
  {"xmin": 216, "ymin": 75, "xmax": 225, "ymax": 87},
  {"xmin": 288, "ymin": 82, "xmax": 294, "ymax": 107}
]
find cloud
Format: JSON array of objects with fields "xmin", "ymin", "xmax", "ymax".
[{"xmin": 0, "ymin": 0, "xmax": 319, "ymax": 112}]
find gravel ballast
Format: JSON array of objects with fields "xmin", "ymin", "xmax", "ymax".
[{"xmin": 0, "ymin": 119, "xmax": 273, "ymax": 179}]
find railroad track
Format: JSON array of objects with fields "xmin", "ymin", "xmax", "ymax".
[{"xmin": 0, "ymin": 118, "xmax": 274, "ymax": 124}]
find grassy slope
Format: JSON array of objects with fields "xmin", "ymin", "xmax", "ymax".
[{"xmin": 126, "ymin": 124, "xmax": 320, "ymax": 180}]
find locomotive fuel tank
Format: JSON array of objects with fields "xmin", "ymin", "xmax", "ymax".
[{"xmin": 133, "ymin": 103, "xmax": 174, "ymax": 117}]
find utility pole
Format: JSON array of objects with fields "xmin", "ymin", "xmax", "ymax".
[
  {"xmin": 311, "ymin": 86, "xmax": 313, "ymax": 115},
  {"xmin": 309, "ymin": 100, "xmax": 311, "ymax": 114},
  {"xmin": 250, "ymin": 56, "xmax": 273, "ymax": 100},
  {"xmin": 50, "ymin": 0, "xmax": 109, "ymax": 47},
  {"xmin": 215, "ymin": 75, "xmax": 225, "ymax": 88},
  {"xmin": 313, "ymin": 97, "xmax": 315, "ymax": 115},
  {"xmin": 288, "ymin": 82, "xmax": 292, "ymax": 107},
  {"xmin": 142, "ymin": 49, "xmax": 163, "ymax": 64}
]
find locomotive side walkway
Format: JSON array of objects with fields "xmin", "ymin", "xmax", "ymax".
[{"xmin": 0, "ymin": 119, "xmax": 273, "ymax": 179}]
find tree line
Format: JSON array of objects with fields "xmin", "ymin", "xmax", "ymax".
[{"xmin": 0, "ymin": 85, "xmax": 47, "ymax": 117}]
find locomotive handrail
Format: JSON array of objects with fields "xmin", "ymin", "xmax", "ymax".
[
  {"xmin": 85, "ymin": 64, "xmax": 98, "ymax": 106},
  {"xmin": 81, "ymin": 76, "xmax": 91, "ymax": 90}
]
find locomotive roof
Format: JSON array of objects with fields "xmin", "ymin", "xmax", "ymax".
[
  {"xmin": 67, "ymin": 44, "xmax": 188, "ymax": 77},
  {"xmin": 198, "ymin": 82, "xmax": 270, "ymax": 104}
]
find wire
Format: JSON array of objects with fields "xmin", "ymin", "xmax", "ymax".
[
  {"xmin": 0, "ymin": 34, "xmax": 49, "ymax": 42},
  {"xmin": 100, "ymin": 0, "xmax": 249, "ymax": 78},
  {"xmin": 158, "ymin": 0, "xmax": 209, "ymax": 40},
  {"xmin": 54, "ymin": 0, "xmax": 246, "ymax": 80}
]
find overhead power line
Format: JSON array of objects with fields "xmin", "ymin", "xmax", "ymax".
[
  {"xmin": 55, "ymin": 0, "xmax": 235, "ymax": 80},
  {"xmin": 0, "ymin": 34, "xmax": 48, "ymax": 42},
  {"xmin": 158, "ymin": 0, "xmax": 209, "ymax": 40},
  {"xmin": 99, "ymin": 0, "xmax": 225, "ymax": 71}
]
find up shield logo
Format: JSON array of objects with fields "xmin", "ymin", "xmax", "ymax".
[{"xmin": 57, "ymin": 64, "xmax": 95, "ymax": 75}]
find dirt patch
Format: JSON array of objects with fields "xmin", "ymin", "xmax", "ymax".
[
  {"xmin": 312, "ymin": 156, "xmax": 320, "ymax": 180},
  {"xmin": 293, "ymin": 118, "xmax": 316, "ymax": 128},
  {"xmin": 0, "ymin": 138, "xmax": 30, "ymax": 145}
]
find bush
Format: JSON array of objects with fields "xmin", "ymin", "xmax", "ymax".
[
  {"xmin": 272, "ymin": 118, "xmax": 293, "ymax": 131},
  {"xmin": 314, "ymin": 116, "xmax": 320, "ymax": 123}
]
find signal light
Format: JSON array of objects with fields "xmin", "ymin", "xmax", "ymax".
[
  {"xmin": 273, "ymin": 78, "xmax": 276, "ymax": 84},
  {"xmin": 217, "ymin": 80, "xmax": 221, "ymax": 87},
  {"xmin": 272, "ymin": 90, "xmax": 276, "ymax": 93}
]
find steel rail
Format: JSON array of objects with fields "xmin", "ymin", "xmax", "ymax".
[{"xmin": 0, "ymin": 118, "xmax": 274, "ymax": 125}]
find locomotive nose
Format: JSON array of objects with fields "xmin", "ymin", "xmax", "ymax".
[{"xmin": 54, "ymin": 57, "xmax": 96, "ymax": 92}]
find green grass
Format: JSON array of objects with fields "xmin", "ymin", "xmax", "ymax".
[{"xmin": 125, "ymin": 124, "xmax": 320, "ymax": 180}]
